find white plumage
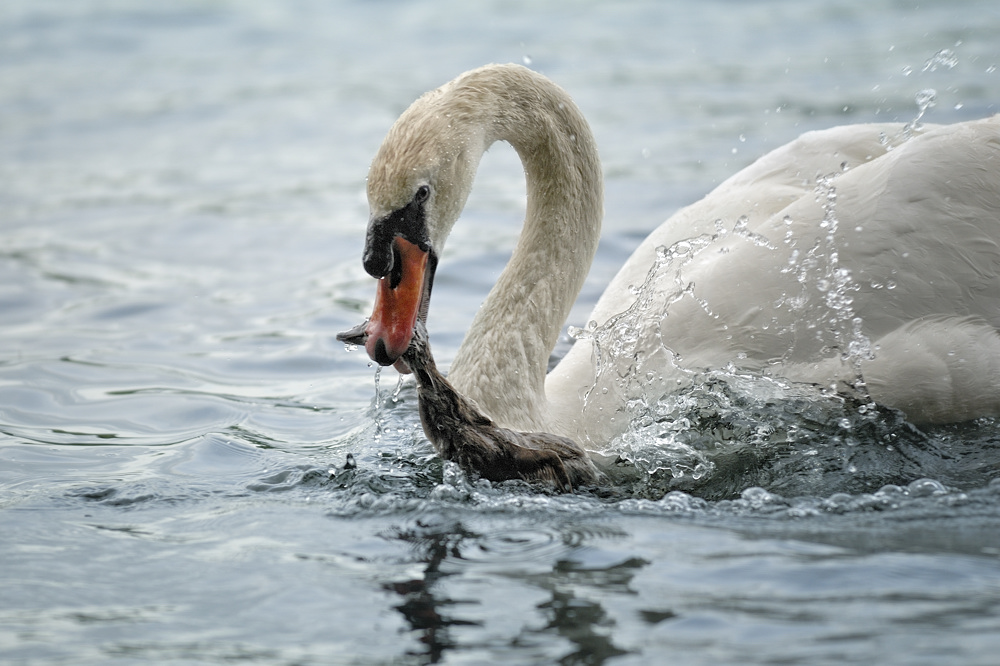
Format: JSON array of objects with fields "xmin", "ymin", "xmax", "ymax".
[{"xmin": 360, "ymin": 64, "xmax": 1000, "ymax": 454}]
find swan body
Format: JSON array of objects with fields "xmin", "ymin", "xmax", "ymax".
[{"xmin": 359, "ymin": 63, "xmax": 1000, "ymax": 453}]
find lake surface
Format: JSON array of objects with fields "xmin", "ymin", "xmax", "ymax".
[{"xmin": 3, "ymin": 1, "xmax": 1000, "ymax": 664}]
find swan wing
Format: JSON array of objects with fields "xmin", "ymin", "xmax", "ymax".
[{"xmin": 548, "ymin": 117, "xmax": 1000, "ymax": 440}]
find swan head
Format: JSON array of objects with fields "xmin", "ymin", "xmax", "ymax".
[{"xmin": 360, "ymin": 74, "xmax": 488, "ymax": 371}]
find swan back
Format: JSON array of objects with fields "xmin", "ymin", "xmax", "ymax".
[{"xmin": 549, "ymin": 115, "xmax": 1000, "ymax": 443}]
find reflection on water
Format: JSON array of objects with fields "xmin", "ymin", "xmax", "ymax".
[
  {"xmin": 530, "ymin": 562, "xmax": 635, "ymax": 665},
  {"xmin": 386, "ymin": 518, "xmax": 639, "ymax": 664},
  {"xmin": 389, "ymin": 526, "xmax": 477, "ymax": 663}
]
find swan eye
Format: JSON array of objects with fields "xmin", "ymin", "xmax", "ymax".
[{"xmin": 414, "ymin": 185, "xmax": 430, "ymax": 204}]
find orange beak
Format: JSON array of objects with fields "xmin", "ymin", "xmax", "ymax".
[{"xmin": 364, "ymin": 237, "xmax": 429, "ymax": 373}]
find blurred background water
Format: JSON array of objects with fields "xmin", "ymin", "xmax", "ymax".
[{"xmin": 3, "ymin": 1, "xmax": 1000, "ymax": 664}]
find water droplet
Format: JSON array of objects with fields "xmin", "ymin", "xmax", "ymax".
[
  {"xmin": 908, "ymin": 478, "xmax": 947, "ymax": 497},
  {"xmin": 915, "ymin": 88, "xmax": 937, "ymax": 110},
  {"xmin": 741, "ymin": 486, "xmax": 777, "ymax": 506},
  {"xmin": 522, "ymin": 54, "xmax": 532, "ymax": 65},
  {"xmin": 923, "ymin": 48, "xmax": 958, "ymax": 72}
]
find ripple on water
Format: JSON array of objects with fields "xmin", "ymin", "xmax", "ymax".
[
  {"xmin": 384, "ymin": 507, "xmax": 633, "ymax": 584},
  {"xmin": 590, "ymin": 369, "xmax": 1000, "ymax": 501},
  {"xmin": 309, "ymin": 403, "xmax": 1000, "ymax": 548}
]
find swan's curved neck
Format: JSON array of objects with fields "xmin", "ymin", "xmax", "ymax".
[{"xmin": 445, "ymin": 67, "xmax": 603, "ymax": 431}]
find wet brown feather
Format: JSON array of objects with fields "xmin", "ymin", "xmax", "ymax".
[{"xmin": 402, "ymin": 323, "xmax": 598, "ymax": 492}]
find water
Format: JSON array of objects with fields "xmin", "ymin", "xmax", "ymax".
[{"xmin": 3, "ymin": 0, "xmax": 1000, "ymax": 663}]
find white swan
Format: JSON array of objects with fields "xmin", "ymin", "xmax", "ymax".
[{"xmin": 359, "ymin": 63, "xmax": 1000, "ymax": 452}]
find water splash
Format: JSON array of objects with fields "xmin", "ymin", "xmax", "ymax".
[
  {"xmin": 571, "ymin": 228, "xmax": 719, "ymax": 400},
  {"xmin": 777, "ymin": 172, "xmax": 874, "ymax": 379},
  {"xmin": 902, "ymin": 88, "xmax": 937, "ymax": 140},
  {"xmin": 571, "ymin": 219, "xmax": 783, "ymax": 476},
  {"xmin": 368, "ymin": 365, "xmax": 413, "ymax": 441},
  {"xmin": 922, "ymin": 48, "xmax": 958, "ymax": 73},
  {"xmin": 371, "ymin": 366, "xmax": 384, "ymax": 441},
  {"xmin": 391, "ymin": 373, "xmax": 405, "ymax": 403},
  {"xmin": 732, "ymin": 214, "xmax": 776, "ymax": 250},
  {"xmin": 571, "ymin": 169, "xmax": 892, "ymax": 486},
  {"xmin": 887, "ymin": 48, "xmax": 958, "ymax": 146}
]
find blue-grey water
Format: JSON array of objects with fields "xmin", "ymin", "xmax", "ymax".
[{"xmin": 3, "ymin": 1, "xmax": 1000, "ymax": 664}]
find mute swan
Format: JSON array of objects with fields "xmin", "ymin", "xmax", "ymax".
[{"xmin": 357, "ymin": 63, "xmax": 1000, "ymax": 453}]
